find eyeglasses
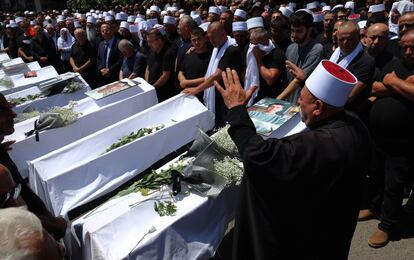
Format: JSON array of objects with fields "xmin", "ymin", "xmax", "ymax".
[{"xmin": 0, "ymin": 183, "xmax": 21, "ymax": 207}]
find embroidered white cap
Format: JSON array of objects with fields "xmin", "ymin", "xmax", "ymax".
[
  {"xmin": 232, "ymin": 21, "xmax": 247, "ymax": 32},
  {"xmin": 150, "ymin": 5, "xmax": 161, "ymax": 13},
  {"xmin": 153, "ymin": 24, "xmax": 166, "ymax": 35},
  {"xmin": 322, "ymin": 6, "xmax": 332, "ymax": 12},
  {"xmin": 306, "ymin": 60, "xmax": 357, "ymax": 107},
  {"xmin": 246, "ymin": 17, "xmax": 264, "ymax": 30},
  {"xmin": 15, "ymin": 17, "xmax": 24, "ymax": 23},
  {"xmin": 127, "ymin": 15, "xmax": 136, "ymax": 23},
  {"xmin": 163, "ymin": 15, "xmax": 176, "ymax": 25},
  {"xmin": 279, "ymin": 7, "xmax": 293, "ymax": 17},
  {"xmin": 209, "ymin": 6, "xmax": 221, "ymax": 15},
  {"xmin": 357, "ymin": 20, "xmax": 367, "ymax": 29},
  {"xmin": 368, "ymin": 4, "xmax": 385, "ymax": 13},
  {"xmin": 147, "ymin": 18, "xmax": 158, "ymax": 28},
  {"xmin": 306, "ymin": 1, "xmax": 320, "ymax": 10},
  {"xmin": 87, "ymin": 16, "xmax": 96, "ymax": 24},
  {"xmin": 120, "ymin": 21, "xmax": 129, "ymax": 30},
  {"xmin": 191, "ymin": 14, "xmax": 202, "ymax": 25},
  {"xmin": 134, "ymin": 17, "xmax": 144, "ymax": 24},
  {"xmin": 104, "ymin": 16, "xmax": 114, "ymax": 22},
  {"xmin": 199, "ymin": 22, "xmax": 211, "ymax": 32},
  {"xmin": 234, "ymin": 9, "xmax": 247, "ymax": 19},
  {"xmin": 345, "ymin": 1, "xmax": 355, "ymax": 10}
]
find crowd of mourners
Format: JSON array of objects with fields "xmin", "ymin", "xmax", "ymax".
[{"xmin": 0, "ymin": 0, "xmax": 414, "ymax": 259}]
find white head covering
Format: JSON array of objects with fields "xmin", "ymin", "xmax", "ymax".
[
  {"xmin": 87, "ymin": 16, "xmax": 96, "ymax": 24},
  {"xmin": 288, "ymin": 2, "xmax": 297, "ymax": 10},
  {"xmin": 134, "ymin": 17, "xmax": 144, "ymax": 24},
  {"xmin": 395, "ymin": 1, "xmax": 414, "ymax": 15},
  {"xmin": 232, "ymin": 21, "xmax": 247, "ymax": 32},
  {"xmin": 108, "ymin": 10, "xmax": 115, "ymax": 16},
  {"xmin": 322, "ymin": 6, "xmax": 332, "ymax": 12},
  {"xmin": 153, "ymin": 24, "xmax": 166, "ymax": 35},
  {"xmin": 74, "ymin": 20, "xmax": 82, "ymax": 28},
  {"xmin": 279, "ymin": 7, "xmax": 293, "ymax": 18},
  {"xmin": 104, "ymin": 16, "xmax": 114, "ymax": 22},
  {"xmin": 191, "ymin": 14, "xmax": 202, "ymax": 25},
  {"xmin": 120, "ymin": 21, "xmax": 129, "ymax": 30},
  {"xmin": 150, "ymin": 5, "xmax": 161, "ymax": 13},
  {"xmin": 127, "ymin": 15, "xmax": 137, "ymax": 23},
  {"xmin": 345, "ymin": 1, "xmax": 355, "ymax": 10},
  {"xmin": 306, "ymin": 60, "xmax": 357, "ymax": 107},
  {"xmin": 147, "ymin": 18, "xmax": 158, "ymax": 28},
  {"xmin": 209, "ymin": 6, "xmax": 221, "ymax": 15},
  {"xmin": 115, "ymin": 13, "xmax": 127, "ymax": 21},
  {"xmin": 306, "ymin": 1, "xmax": 320, "ymax": 10},
  {"xmin": 15, "ymin": 17, "xmax": 24, "ymax": 23},
  {"xmin": 161, "ymin": 11, "xmax": 168, "ymax": 16},
  {"xmin": 163, "ymin": 15, "xmax": 176, "ymax": 25},
  {"xmin": 234, "ymin": 9, "xmax": 247, "ymax": 19},
  {"xmin": 246, "ymin": 17, "xmax": 264, "ymax": 30},
  {"xmin": 357, "ymin": 20, "xmax": 367, "ymax": 29},
  {"xmin": 129, "ymin": 25, "xmax": 139, "ymax": 33},
  {"xmin": 199, "ymin": 22, "xmax": 211, "ymax": 32},
  {"xmin": 218, "ymin": 5, "xmax": 228, "ymax": 12},
  {"xmin": 332, "ymin": 4, "xmax": 344, "ymax": 11},
  {"xmin": 368, "ymin": 4, "xmax": 385, "ymax": 13}
]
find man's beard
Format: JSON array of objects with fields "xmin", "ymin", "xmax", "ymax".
[{"xmin": 86, "ymin": 27, "xmax": 96, "ymax": 43}]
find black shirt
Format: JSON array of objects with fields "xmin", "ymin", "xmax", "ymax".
[
  {"xmin": 147, "ymin": 44, "xmax": 176, "ymax": 102},
  {"xmin": 16, "ymin": 34, "xmax": 32, "ymax": 59},
  {"xmin": 180, "ymin": 50, "xmax": 212, "ymax": 102},
  {"xmin": 371, "ymin": 49, "xmax": 394, "ymax": 81},
  {"xmin": 6, "ymin": 37, "xmax": 18, "ymax": 58},
  {"xmin": 369, "ymin": 58, "xmax": 414, "ymax": 153},
  {"xmin": 256, "ymin": 47, "xmax": 286, "ymax": 101},
  {"xmin": 71, "ymin": 41, "xmax": 96, "ymax": 74},
  {"xmin": 121, "ymin": 51, "xmax": 147, "ymax": 78}
]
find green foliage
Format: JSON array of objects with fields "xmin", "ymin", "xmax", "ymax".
[
  {"xmin": 9, "ymin": 93, "xmax": 44, "ymax": 106},
  {"xmin": 154, "ymin": 201, "xmax": 177, "ymax": 217}
]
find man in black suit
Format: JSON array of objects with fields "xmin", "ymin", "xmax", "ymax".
[{"xmin": 96, "ymin": 23, "xmax": 122, "ymax": 88}]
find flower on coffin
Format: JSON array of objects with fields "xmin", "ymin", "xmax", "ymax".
[
  {"xmin": 8, "ymin": 93, "xmax": 44, "ymax": 106},
  {"xmin": 105, "ymin": 124, "xmax": 165, "ymax": 153},
  {"xmin": 47, "ymin": 101, "xmax": 82, "ymax": 126},
  {"xmin": 62, "ymin": 80, "xmax": 84, "ymax": 93},
  {"xmin": 154, "ymin": 200, "xmax": 177, "ymax": 216},
  {"xmin": 213, "ymin": 156, "xmax": 244, "ymax": 187},
  {"xmin": 14, "ymin": 110, "xmax": 40, "ymax": 123},
  {"xmin": 129, "ymin": 225, "xmax": 157, "ymax": 255},
  {"xmin": 211, "ymin": 124, "xmax": 239, "ymax": 156}
]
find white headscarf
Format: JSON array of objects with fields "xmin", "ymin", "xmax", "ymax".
[{"xmin": 57, "ymin": 28, "xmax": 75, "ymax": 60}]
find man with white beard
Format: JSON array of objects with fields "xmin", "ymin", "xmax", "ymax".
[{"xmin": 86, "ymin": 16, "xmax": 99, "ymax": 47}]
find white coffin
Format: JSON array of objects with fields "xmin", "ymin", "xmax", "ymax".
[
  {"xmin": 29, "ymin": 94, "xmax": 214, "ymax": 216},
  {"xmin": 9, "ymin": 78, "xmax": 157, "ymax": 179},
  {"xmin": 70, "ymin": 156, "xmax": 237, "ymax": 260}
]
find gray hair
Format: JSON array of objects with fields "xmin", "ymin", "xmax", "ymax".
[
  {"xmin": 179, "ymin": 15, "xmax": 193, "ymax": 26},
  {"xmin": 250, "ymin": 27, "xmax": 268, "ymax": 39},
  {"xmin": 74, "ymin": 28, "xmax": 86, "ymax": 36},
  {"xmin": 0, "ymin": 207, "xmax": 44, "ymax": 260},
  {"xmin": 118, "ymin": 39, "xmax": 135, "ymax": 51}
]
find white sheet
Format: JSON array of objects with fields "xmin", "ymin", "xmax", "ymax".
[
  {"xmin": 8, "ymin": 79, "xmax": 157, "ymax": 179},
  {"xmin": 29, "ymin": 95, "xmax": 214, "ymax": 216}
]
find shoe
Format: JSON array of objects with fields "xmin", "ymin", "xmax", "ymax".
[
  {"xmin": 358, "ymin": 209, "xmax": 378, "ymax": 221},
  {"xmin": 368, "ymin": 229, "xmax": 389, "ymax": 248}
]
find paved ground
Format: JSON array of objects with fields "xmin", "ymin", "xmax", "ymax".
[{"xmin": 214, "ymin": 205, "xmax": 414, "ymax": 260}]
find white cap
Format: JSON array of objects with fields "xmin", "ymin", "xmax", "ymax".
[
  {"xmin": 296, "ymin": 9, "xmax": 313, "ymax": 15},
  {"xmin": 45, "ymin": 15, "xmax": 51, "ymax": 20},
  {"xmin": 30, "ymin": 20, "xmax": 36, "ymax": 26},
  {"xmin": 115, "ymin": 13, "xmax": 127, "ymax": 21},
  {"xmin": 24, "ymin": 11, "xmax": 29, "ymax": 15},
  {"xmin": 345, "ymin": 1, "xmax": 355, "ymax": 10},
  {"xmin": 147, "ymin": 18, "xmax": 158, "ymax": 28},
  {"xmin": 279, "ymin": 7, "xmax": 293, "ymax": 18},
  {"xmin": 218, "ymin": 5, "xmax": 228, "ymax": 13},
  {"xmin": 232, "ymin": 21, "xmax": 247, "ymax": 32},
  {"xmin": 104, "ymin": 16, "xmax": 114, "ymax": 22},
  {"xmin": 108, "ymin": 10, "xmax": 115, "ymax": 16},
  {"xmin": 87, "ymin": 16, "xmax": 96, "ymax": 24},
  {"xmin": 43, "ymin": 20, "xmax": 50, "ymax": 27},
  {"xmin": 313, "ymin": 12, "xmax": 324, "ymax": 22},
  {"xmin": 74, "ymin": 20, "xmax": 82, "ymax": 28},
  {"xmin": 332, "ymin": 4, "xmax": 344, "ymax": 11},
  {"xmin": 134, "ymin": 17, "xmax": 144, "ymax": 24},
  {"xmin": 199, "ymin": 22, "xmax": 211, "ymax": 32},
  {"xmin": 288, "ymin": 2, "xmax": 297, "ymax": 9},
  {"xmin": 306, "ymin": 60, "xmax": 357, "ymax": 107},
  {"xmin": 234, "ymin": 9, "xmax": 247, "ymax": 19},
  {"xmin": 153, "ymin": 24, "xmax": 166, "ymax": 35},
  {"xmin": 395, "ymin": 1, "xmax": 414, "ymax": 16},
  {"xmin": 306, "ymin": 1, "xmax": 320, "ymax": 10},
  {"xmin": 348, "ymin": 14, "xmax": 360, "ymax": 23},
  {"xmin": 103, "ymin": 11, "xmax": 108, "ymax": 17},
  {"xmin": 179, "ymin": 13, "xmax": 185, "ymax": 19},
  {"xmin": 150, "ymin": 5, "xmax": 161, "ymax": 13},
  {"xmin": 127, "ymin": 15, "xmax": 136, "ymax": 23},
  {"xmin": 163, "ymin": 15, "xmax": 175, "ymax": 25},
  {"xmin": 191, "ymin": 14, "xmax": 202, "ymax": 25},
  {"xmin": 120, "ymin": 21, "xmax": 129, "ymax": 30},
  {"xmin": 129, "ymin": 25, "xmax": 138, "ymax": 33},
  {"xmin": 368, "ymin": 4, "xmax": 385, "ymax": 13},
  {"xmin": 209, "ymin": 6, "xmax": 221, "ymax": 15},
  {"xmin": 57, "ymin": 15, "xmax": 65, "ymax": 21},
  {"xmin": 190, "ymin": 11, "xmax": 198, "ymax": 16},
  {"xmin": 138, "ymin": 21, "xmax": 151, "ymax": 32},
  {"xmin": 15, "ymin": 17, "xmax": 24, "ymax": 23},
  {"xmin": 7, "ymin": 22, "xmax": 18, "ymax": 28},
  {"xmin": 357, "ymin": 20, "xmax": 367, "ymax": 29},
  {"xmin": 322, "ymin": 6, "xmax": 332, "ymax": 12},
  {"xmin": 246, "ymin": 17, "xmax": 264, "ymax": 30}
]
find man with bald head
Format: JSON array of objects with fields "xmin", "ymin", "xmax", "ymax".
[
  {"xmin": 386, "ymin": 11, "xmax": 414, "ymax": 57},
  {"xmin": 182, "ymin": 21, "xmax": 242, "ymax": 126},
  {"xmin": 365, "ymin": 23, "xmax": 394, "ymax": 80},
  {"xmin": 330, "ymin": 21, "xmax": 375, "ymax": 114}
]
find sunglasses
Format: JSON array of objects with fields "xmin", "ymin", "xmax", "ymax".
[{"xmin": 0, "ymin": 183, "xmax": 21, "ymax": 207}]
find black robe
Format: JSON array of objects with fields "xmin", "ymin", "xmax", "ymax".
[{"xmin": 227, "ymin": 106, "xmax": 373, "ymax": 260}]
